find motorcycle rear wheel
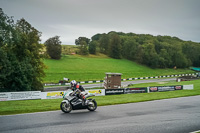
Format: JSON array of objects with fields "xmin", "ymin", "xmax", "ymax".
[
  {"xmin": 60, "ymin": 102, "xmax": 72, "ymax": 113},
  {"xmin": 87, "ymin": 100, "xmax": 97, "ymax": 111}
]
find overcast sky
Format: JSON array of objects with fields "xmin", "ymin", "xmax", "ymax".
[{"xmin": 1, "ymin": 0, "xmax": 200, "ymax": 44}]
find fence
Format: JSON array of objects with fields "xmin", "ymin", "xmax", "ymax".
[
  {"xmin": 44, "ymin": 73, "xmax": 198, "ymax": 86},
  {"xmin": 0, "ymin": 85, "xmax": 194, "ymax": 101}
]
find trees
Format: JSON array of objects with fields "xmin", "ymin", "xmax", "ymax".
[
  {"xmin": 79, "ymin": 41, "xmax": 89, "ymax": 55},
  {"xmin": 158, "ymin": 49, "xmax": 171, "ymax": 68},
  {"xmin": 0, "ymin": 8, "xmax": 45, "ymax": 92},
  {"xmin": 122, "ymin": 37, "xmax": 138, "ymax": 60},
  {"xmin": 182, "ymin": 42, "xmax": 200, "ymax": 67},
  {"xmin": 16, "ymin": 18, "xmax": 46, "ymax": 91},
  {"xmin": 141, "ymin": 43, "xmax": 159, "ymax": 68},
  {"xmin": 75, "ymin": 31, "xmax": 199, "ymax": 68},
  {"xmin": 89, "ymin": 31, "xmax": 200, "ymax": 69},
  {"xmin": 89, "ymin": 41, "xmax": 97, "ymax": 54},
  {"xmin": 75, "ymin": 37, "xmax": 90, "ymax": 45},
  {"xmin": 75, "ymin": 37, "xmax": 90, "ymax": 55},
  {"xmin": 99, "ymin": 34, "xmax": 109, "ymax": 54},
  {"xmin": 0, "ymin": 51, "xmax": 34, "ymax": 92},
  {"xmin": 0, "ymin": 9, "xmax": 15, "ymax": 47},
  {"xmin": 91, "ymin": 33, "xmax": 102, "ymax": 41},
  {"xmin": 108, "ymin": 33, "xmax": 122, "ymax": 59},
  {"xmin": 45, "ymin": 36, "xmax": 62, "ymax": 59}
]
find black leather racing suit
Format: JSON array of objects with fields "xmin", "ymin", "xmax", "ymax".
[{"xmin": 71, "ymin": 84, "xmax": 86, "ymax": 105}]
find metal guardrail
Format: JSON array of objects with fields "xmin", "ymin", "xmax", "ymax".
[{"xmin": 44, "ymin": 73, "xmax": 198, "ymax": 87}]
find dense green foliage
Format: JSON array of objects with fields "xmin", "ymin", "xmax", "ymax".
[
  {"xmin": 89, "ymin": 31, "xmax": 200, "ymax": 68},
  {"xmin": 0, "ymin": 8, "xmax": 45, "ymax": 92},
  {"xmin": 45, "ymin": 36, "xmax": 62, "ymax": 59},
  {"xmin": 75, "ymin": 37, "xmax": 90, "ymax": 46},
  {"xmin": 108, "ymin": 33, "xmax": 122, "ymax": 59},
  {"xmin": 43, "ymin": 55, "xmax": 193, "ymax": 83},
  {"xmin": 75, "ymin": 37, "xmax": 90, "ymax": 55},
  {"xmin": 88, "ymin": 41, "xmax": 97, "ymax": 54}
]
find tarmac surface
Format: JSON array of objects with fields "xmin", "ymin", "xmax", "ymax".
[{"xmin": 1, "ymin": 95, "xmax": 200, "ymax": 133}]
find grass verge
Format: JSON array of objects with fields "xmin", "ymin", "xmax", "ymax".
[
  {"xmin": 43, "ymin": 55, "xmax": 193, "ymax": 83},
  {"xmin": 0, "ymin": 79, "xmax": 199, "ymax": 115}
]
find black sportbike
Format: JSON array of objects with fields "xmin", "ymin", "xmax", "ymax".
[{"xmin": 60, "ymin": 89, "xmax": 97, "ymax": 113}]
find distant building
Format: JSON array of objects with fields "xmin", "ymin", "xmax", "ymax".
[{"xmin": 104, "ymin": 73, "xmax": 122, "ymax": 89}]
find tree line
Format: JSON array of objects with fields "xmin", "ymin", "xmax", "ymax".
[{"xmin": 76, "ymin": 31, "xmax": 200, "ymax": 68}]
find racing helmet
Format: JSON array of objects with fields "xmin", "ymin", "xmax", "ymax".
[{"xmin": 70, "ymin": 80, "xmax": 77, "ymax": 87}]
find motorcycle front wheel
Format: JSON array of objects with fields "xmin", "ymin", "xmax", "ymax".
[
  {"xmin": 87, "ymin": 100, "xmax": 97, "ymax": 111},
  {"xmin": 60, "ymin": 102, "xmax": 72, "ymax": 113}
]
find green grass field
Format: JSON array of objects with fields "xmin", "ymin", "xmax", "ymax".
[
  {"xmin": 43, "ymin": 54, "xmax": 193, "ymax": 83},
  {"xmin": 1, "ymin": 47, "xmax": 198, "ymax": 115},
  {"xmin": 1, "ymin": 79, "xmax": 199, "ymax": 115}
]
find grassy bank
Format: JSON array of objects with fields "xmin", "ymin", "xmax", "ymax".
[
  {"xmin": 43, "ymin": 54, "xmax": 193, "ymax": 83},
  {"xmin": 0, "ymin": 79, "xmax": 199, "ymax": 115}
]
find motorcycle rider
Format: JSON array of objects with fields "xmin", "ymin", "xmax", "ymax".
[{"xmin": 70, "ymin": 80, "xmax": 87, "ymax": 105}]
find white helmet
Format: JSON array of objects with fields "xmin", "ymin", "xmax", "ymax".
[{"xmin": 70, "ymin": 80, "xmax": 76, "ymax": 87}]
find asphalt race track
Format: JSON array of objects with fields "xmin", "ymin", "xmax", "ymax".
[{"xmin": 0, "ymin": 96, "xmax": 200, "ymax": 133}]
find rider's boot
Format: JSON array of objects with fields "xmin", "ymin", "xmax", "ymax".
[{"xmin": 82, "ymin": 96, "xmax": 86, "ymax": 106}]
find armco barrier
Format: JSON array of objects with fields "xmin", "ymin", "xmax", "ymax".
[
  {"xmin": 44, "ymin": 73, "xmax": 198, "ymax": 86},
  {"xmin": 41, "ymin": 90, "xmax": 105, "ymax": 99},
  {"xmin": 0, "ymin": 91, "xmax": 41, "ymax": 101},
  {"xmin": 77, "ymin": 73, "xmax": 198, "ymax": 83},
  {"xmin": 105, "ymin": 89, "xmax": 125, "ymax": 95},
  {"xmin": 0, "ymin": 85, "xmax": 194, "ymax": 101},
  {"xmin": 124, "ymin": 87, "xmax": 148, "ymax": 94},
  {"xmin": 86, "ymin": 89, "xmax": 105, "ymax": 96},
  {"xmin": 41, "ymin": 91, "xmax": 65, "ymax": 99},
  {"xmin": 183, "ymin": 84, "xmax": 194, "ymax": 90},
  {"xmin": 149, "ymin": 85, "xmax": 183, "ymax": 92}
]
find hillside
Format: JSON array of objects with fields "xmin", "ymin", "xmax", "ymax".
[
  {"xmin": 43, "ymin": 54, "xmax": 193, "ymax": 83},
  {"xmin": 90, "ymin": 32, "xmax": 200, "ymax": 68}
]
